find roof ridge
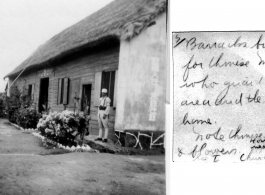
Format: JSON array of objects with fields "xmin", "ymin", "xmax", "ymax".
[{"xmin": 5, "ymin": 0, "xmax": 167, "ymax": 78}]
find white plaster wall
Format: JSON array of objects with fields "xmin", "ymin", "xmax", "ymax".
[
  {"xmin": 115, "ymin": 13, "xmax": 166, "ymax": 132},
  {"xmin": 7, "ymin": 78, "xmax": 13, "ymax": 97}
]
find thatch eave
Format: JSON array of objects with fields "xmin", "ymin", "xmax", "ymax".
[
  {"xmin": 5, "ymin": 0, "xmax": 167, "ymax": 79},
  {"xmin": 5, "ymin": 35, "xmax": 121, "ymax": 79}
]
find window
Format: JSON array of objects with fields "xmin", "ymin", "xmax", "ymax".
[
  {"xmin": 22, "ymin": 84, "xmax": 34, "ymax": 101},
  {"xmin": 58, "ymin": 78, "xmax": 69, "ymax": 105},
  {"xmin": 28, "ymin": 85, "xmax": 32, "ymax": 98},
  {"xmin": 28, "ymin": 84, "xmax": 35, "ymax": 100}
]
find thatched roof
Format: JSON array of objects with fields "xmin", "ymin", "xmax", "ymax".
[{"xmin": 5, "ymin": 0, "xmax": 167, "ymax": 78}]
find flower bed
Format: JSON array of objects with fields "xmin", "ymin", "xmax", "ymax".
[
  {"xmin": 32, "ymin": 132, "xmax": 96, "ymax": 152},
  {"xmin": 37, "ymin": 110, "xmax": 90, "ymax": 147}
]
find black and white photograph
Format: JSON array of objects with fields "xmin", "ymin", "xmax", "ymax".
[{"xmin": 0, "ymin": 0, "xmax": 167, "ymax": 194}]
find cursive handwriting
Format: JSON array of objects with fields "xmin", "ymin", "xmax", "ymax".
[
  {"xmin": 180, "ymin": 74, "xmax": 218, "ymax": 89},
  {"xmin": 250, "ymin": 137, "xmax": 265, "ymax": 144},
  {"xmin": 209, "ymin": 53, "xmax": 249, "ymax": 68},
  {"xmin": 223, "ymin": 78, "xmax": 253, "ymax": 90},
  {"xmin": 215, "ymin": 86, "xmax": 243, "ymax": 106},
  {"xmin": 174, "ymin": 34, "xmax": 249, "ymax": 50},
  {"xmin": 182, "ymin": 55, "xmax": 203, "ymax": 82},
  {"xmin": 193, "ymin": 127, "xmax": 224, "ymax": 142},
  {"xmin": 240, "ymin": 148, "xmax": 265, "ymax": 161},
  {"xmin": 174, "ymin": 32, "xmax": 265, "ymax": 162},
  {"xmin": 229, "ymin": 125, "xmax": 262, "ymax": 140},
  {"xmin": 246, "ymin": 89, "xmax": 262, "ymax": 103},
  {"xmin": 181, "ymin": 112, "xmax": 212, "ymax": 125},
  {"xmin": 189, "ymin": 143, "xmax": 237, "ymax": 162},
  {"xmin": 174, "ymin": 35, "xmax": 225, "ymax": 50},
  {"xmin": 257, "ymin": 51, "xmax": 265, "ymax": 65},
  {"xmin": 251, "ymin": 34, "xmax": 265, "ymax": 49},
  {"xmin": 181, "ymin": 99, "xmax": 211, "ymax": 106}
]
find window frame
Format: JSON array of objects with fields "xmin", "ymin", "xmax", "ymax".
[{"xmin": 27, "ymin": 84, "xmax": 35, "ymax": 100}]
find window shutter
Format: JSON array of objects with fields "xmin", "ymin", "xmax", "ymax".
[
  {"xmin": 113, "ymin": 70, "xmax": 118, "ymax": 107},
  {"xmin": 63, "ymin": 77, "xmax": 69, "ymax": 105},
  {"xmin": 32, "ymin": 84, "xmax": 35, "ymax": 100},
  {"xmin": 27, "ymin": 85, "xmax": 32, "ymax": 98},
  {"xmin": 69, "ymin": 78, "xmax": 81, "ymax": 107},
  {"xmin": 94, "ymin": 72, "xmax": 102, "ymax": 106},
  {"xmin": 58, "ymin": 78, "xmax": 62, "ymax": 105}
]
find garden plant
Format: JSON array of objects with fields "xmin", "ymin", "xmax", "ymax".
[{"xmin": 37, "ymin": 110, "xmax": 90, "ymax": 147}]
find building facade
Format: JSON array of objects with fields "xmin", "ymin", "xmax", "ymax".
[{"xmin": 5, "ymin": 0, "xmax": 167, "ymax": 149}]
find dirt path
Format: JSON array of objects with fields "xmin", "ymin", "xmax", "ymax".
[{"xmin": 0, "ymin": 119, "xmax": 165, "ymax": 195}]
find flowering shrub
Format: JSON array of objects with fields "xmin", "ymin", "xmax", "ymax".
[
  {"xmin": 37, "ymin": 110, "xmax": 90, "ymax": 147},
  {"xmin": 15, "ymin": 108, "xmax": 42, "ymax": 129}
]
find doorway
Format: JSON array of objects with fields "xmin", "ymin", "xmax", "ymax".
[
  {"xmin": 81, "ymin": 84, "xmax": 91, "ymax": 115},
  {"xmin": 39, "ymin": 78, "xmax": 49, "ymax": 113}
]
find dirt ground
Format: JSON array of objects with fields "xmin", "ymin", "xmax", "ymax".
[{"xmin": 0, "ymin": 119, "xmax": 165, "ymax": 195}]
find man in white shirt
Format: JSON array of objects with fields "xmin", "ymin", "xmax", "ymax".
[{"xmin": 95, "ymin": 88, "xmax": 111, "ymax": 143}]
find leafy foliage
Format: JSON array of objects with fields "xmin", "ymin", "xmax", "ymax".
[
  {"xmin": 37, "ymin": 110, "xmax": 90, "ymax": 147},
  {"xmin": 15, "ymin": 108, "xmax": 42, "ymax": 129},
  {"xmin": 5, "ymin": 87, "xmax": 32, "ymax": 110},
  {"xmin": 0, "ymin": 94, "xmax": 6, "ymax": 117},
  {"xmin": 4, "ymin": 86, "xmax": 38, "ymax": 127}
]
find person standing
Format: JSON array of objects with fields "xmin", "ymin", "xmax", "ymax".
[{"xmin": 95, "ymin": 88, "xmax": 111, "ymax": 143}]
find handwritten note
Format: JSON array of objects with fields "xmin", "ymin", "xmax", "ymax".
[{"xmin": 173, "ymin": 32, "xmax": 265, "ymax": 162}]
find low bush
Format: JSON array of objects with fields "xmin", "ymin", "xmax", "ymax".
[
  {"xmin": 5, "ymin": 87, "xmax": 36, "ymax": 123},
  {"xmin": 15, "ymin": 108, "xmax": 42, "ymax": 129},
  {"xmin": 37, "ymin": 110, "xmax": 90, "ymax": 147}
]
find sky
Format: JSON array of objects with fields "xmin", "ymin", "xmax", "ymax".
[{"xmin": 0, "ymin": 0, "xmax": 113, "ymax": 92}]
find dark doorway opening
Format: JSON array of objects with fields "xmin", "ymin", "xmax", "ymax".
[
  {"xmin": 39, "ymin": 78, "xmax": 49, "ymax": 113},
  {"xmin": 81, "ymin": 84, "xmax": 91, "ymax": 115}
]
